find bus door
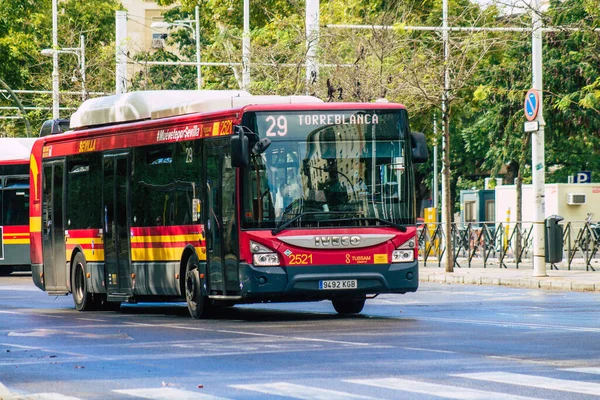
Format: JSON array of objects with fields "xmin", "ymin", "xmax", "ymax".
[
  {"xmin": 103, "ymin": 153, "xmax": 132, "ymax": 297},
  {"xmin": 204, "ymin": 139, "xmax": 239, "ymax": 296},
  {"xmin": 42, "ymin": 161, "xmax": 67, "ymax": 292}
]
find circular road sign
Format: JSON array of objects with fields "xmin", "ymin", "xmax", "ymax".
[{"xmin": 524, "ymin": 89, "xmax": 540, "ymax": 122}]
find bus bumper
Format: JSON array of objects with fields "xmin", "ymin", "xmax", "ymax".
[
  {"xmin": 31, "ymin": 264, "xmax": 44, "ymax": 291},
  {"xmin": 238, "ymin": 261, "xmax": 418, "ymax": 299}
]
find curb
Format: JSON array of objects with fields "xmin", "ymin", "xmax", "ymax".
[{"xmin": 419, "ymin": 273, "xmax": 600, "ymax": 292}]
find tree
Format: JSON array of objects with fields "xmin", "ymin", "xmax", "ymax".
[{"xmin": 0, "ymin": 0, "xmax": 119, "ymax": 137}]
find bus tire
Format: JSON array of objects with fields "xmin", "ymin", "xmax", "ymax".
[
  {"xmin": 71, "ymin": 252, "xmax": 94, "ymax": 311},
  {"xmin": 185, "ymin": 255, "xmax": 210, "ymax": 319},
  {"xmin": 332, "ymin": 296, "xmax": 366, "ymax": 315}
]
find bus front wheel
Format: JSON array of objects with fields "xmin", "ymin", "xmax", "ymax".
[
  {"xmin": 71, "ymin": 253, "xmax": 94, "ymax": 311},
  {"xmin": 185, "ymin": 256, "xmax": 210, "ymax": 319},
  {"xmin": 332, "ymin": 296, "xmax": 366, "ymax": 315}
]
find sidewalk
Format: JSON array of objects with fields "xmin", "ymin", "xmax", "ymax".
[{"xmin": 419, "ymin": 258, "xmax": 600, "ymax": 292}]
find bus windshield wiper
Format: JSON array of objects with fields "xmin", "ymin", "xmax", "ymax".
[
  {"xmin": 272, "ymin": 211, "xmax": 351, "ymax": 235},
  {"xmin": 271, "ymin": 212, "xmax": 406, "ymax": 235},
  {"xmin": 321, "ymin": 217, "xmax": 407, "ymax": 232}
]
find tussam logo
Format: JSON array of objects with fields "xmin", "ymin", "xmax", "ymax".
[
  {"xmin": 315, "ymin": 236, "xmax": 361, "ymax": 247},
  {"xmin": 156, "ymin": 126, "xmax": 200, "ymax": 142}
]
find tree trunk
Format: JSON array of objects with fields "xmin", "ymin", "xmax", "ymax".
[
  {"xmin": 515, "ymin": 166, "xmax": 522, "ymax": 263},
  {"xmin": 443, "ymin": 107, "xmax": 454, "ymax": 272},
  {"xmin": 515, "ymin": 134, "xmax": 530, "ymax": 263}
]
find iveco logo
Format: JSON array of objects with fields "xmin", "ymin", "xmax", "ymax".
[{"xmin": 315, "ymin": 236, "xmax": 361, "ymax": 247}]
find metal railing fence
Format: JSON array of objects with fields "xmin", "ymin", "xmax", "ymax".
[{"xmin": 418, "ymin": 220, "xmax": 600, "ymax": 270}]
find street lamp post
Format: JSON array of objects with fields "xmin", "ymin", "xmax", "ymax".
[
  {"xmin": 52, "ymin": 0, "xmax": 59, "ymax": 119},
  {"xmin": 42, "ymin": 34, "xmax": 87, "ymax": 110},
  {"xmin": 151, "ymin": 5, "xmax": 202, "ymax": 90}
]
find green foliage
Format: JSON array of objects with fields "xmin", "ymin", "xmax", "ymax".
[
  {"xmin": 0, "ymin": 0, "xmax": 119, "ymax": 137},
  {"xmin": 1, "ymin": 0, "xmax": 599, "ymax": 217}
]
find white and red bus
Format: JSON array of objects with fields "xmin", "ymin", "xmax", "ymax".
[
  {"xmin": 30, "ymin": 90, "xmax": 428, "ymax": 317},
  {"xmin": 0, "ymin": 138, "xmax": 36, "ymax": 275}
]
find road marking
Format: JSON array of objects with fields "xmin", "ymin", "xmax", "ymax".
[
  {"xmin": 454, "ymin": 371, "xmax": 600, "ymax": 396},
  {"xmin": 402, "ymin": 347, "xmax": 457, "ymax": 354},
  {"xmin": 8, "ymin": 329, "xmax": 131, "ymax": 340},
  {"xmin": 346, "ymin": 377, "xmax": 539, "ymax": 399},
  {"xmin": 0, "ymin": 383, "xmax": 82, "ymax": 400},
  {"xmin": 75, "ymin": 318, "xmax": 107, "ymax": 322},
  {"xmin": 124, "ymin": 322, "xmax": 376, "ymax": 347},
  {"xmin": 417, "ymin": 316, "xmax": 600, "ymax": 333},
  {"xmin": 231, "ymin": 382, "xmax": 377, "ymax": 400},
  {"xmin": 560, "ymin": 367, "xmax": 600, "ymax": 375},
  {"xmin": 114, "ymin": 387, "xmax": 229, "ymax": 400},
  {"xmin": 0, "ymin": 383, "xmax": 10, "ymax": 396},
  {"xmin": 0, "ymin": 343, "xmax": 43, "ymax": 350},
  {"xmin": 25, "ymin": 393, "xmax": 83, "ymax": 400},
  {"xmin": 0, "ymin": 310, "xmax": 66, "ymax": 319}
]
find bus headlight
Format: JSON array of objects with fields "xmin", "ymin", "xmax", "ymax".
[
  {"xmin": 392, "ymin": 237, "xmax": 416, "ymax": 263},
  {"xmin": 253, "ymin": 253, "xmax": 280, "ymax": 266},
  {"xmin": 392, "ymin": 249, "xmax": 414, "ymax": 263},
  {"xmin": 250, "ymin": 241, "xmax": 280, "ymax": 266}
]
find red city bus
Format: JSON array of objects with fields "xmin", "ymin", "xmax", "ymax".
[
  {"xmin": 30, "ymin": 91, "xmax": 428, "ymax": 317},
  {"xmin": 0, "ymin": 138, "xmax": 36, "ymax": 275}
]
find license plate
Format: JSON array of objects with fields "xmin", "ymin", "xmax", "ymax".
[{"xmin": 319, "ymin": 279, "xmax": 357, "ymax": 290}]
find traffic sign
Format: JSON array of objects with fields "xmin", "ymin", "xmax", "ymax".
[
  {"xmin": 575, "ymin": 171, "xmax": 591, "ymax": 183},
  {"xmin": 524, "ymin": 121, "xmax": 539, "ymax": 132},
  {"xmin": 524, "ymin": 89, "xmax": 540, "ymax": 121}
]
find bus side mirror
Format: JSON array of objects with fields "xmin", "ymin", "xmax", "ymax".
[
  {"xmin": 411, "ymin": 131, "xmax": 429, "ymax": 164},
  {"xmin": 231, "ymin": 126, "xmax": 249, "ymax": 167}
]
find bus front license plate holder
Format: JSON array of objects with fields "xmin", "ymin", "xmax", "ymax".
[{"xmin": 319, "ymin": 279, "xmax": 357, "ymax": 290}]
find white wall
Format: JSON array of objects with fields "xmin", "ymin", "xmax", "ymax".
[{"xmin": 495, "ymin": 183, "xmax": 600, "ymax": 225}]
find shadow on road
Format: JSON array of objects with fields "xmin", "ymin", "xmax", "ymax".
[{"xmin": 118, "ymin": 302, "xmax": 386, "ymax": 322}]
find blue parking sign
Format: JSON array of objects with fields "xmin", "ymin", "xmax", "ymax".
[{"xmin": 575, "ymin": 171, "xmax": 591, "ymax": 183}]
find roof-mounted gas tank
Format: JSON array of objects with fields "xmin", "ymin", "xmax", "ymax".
[{"xmin": 69, "ymin": 90, "xmax": 324, "ymax": 130}]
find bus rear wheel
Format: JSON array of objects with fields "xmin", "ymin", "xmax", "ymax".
[
  {"xmin": 185, "ymin": 256, "xmax": 210, "ymax": 319},
  {"xmin": 332, "ymin": 296, "xmax": 366, "ymax": 315},
  {"xmin": 71, "ymin": 253, "xmax": 94, "ymax": 311}
]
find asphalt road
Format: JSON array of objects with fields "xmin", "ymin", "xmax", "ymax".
[{"xmin": 1, "ymin": 273, "xmax": 600, "ymax": 399}]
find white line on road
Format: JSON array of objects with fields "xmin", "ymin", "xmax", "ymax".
[
  {"xmin": 0, "ymin": 343, "xmax": 44, "ymax": 350},
  {"xmin": 454, "ymin": 371, "xmax": 600, "ymax": 396},
  {"xmin": 75, "ymin": 318, "xmax": 107, "ymax": 322},
  {"xmin": 417, "ymin": 316, "xmax": 600, "ymax": 333},
  {"xmin": 0, "ymin": 383, "xmax": 11, "ymax": 396},
  {"xmin": 0, "ymin": 310, "xmax": 66, "ymax": 319},
  {"xmin": 114, "ymin": 387, "xmax": 230, "ymax": 400},
  {"xmin": 560, "ymin": 367, "xmax": 600, "ymax": 375},
  {"xmin": 231, "ymin": 382, "xmax": 378, "ymax": 400},
  {"xmin": 401, "ymin": 347, "xmax": 457, "ymax": 354},
  {"xmin": 24, "ymin": 393, "xmax": 83, "ymax": 400},
  {"xmin": 0, "ymin": 383, "xmax": 83, "ymax": 400},
  {"xmin": 345, "ymin": 377, "xmax": 540, "ymax": 399},
  {"xmin": 123, "ymin": 322, "xmax": 376, "ymax": 347}
]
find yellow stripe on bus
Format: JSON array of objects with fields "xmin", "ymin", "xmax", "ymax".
[
  {"xmin": 81, "ymin": 249, "xmax": 104, "ymax": 262},
  {"xmin": 130, "ymin": 234, "xmax": 202, "ymax": 243},
  {"xmin": 131, "ymin": 247, "xmax": 207, "ymax": 262},
  {"xmin": 3, "ymin": 239, "xmax": 30, "ymax": 245},
  {"xmin": 65, "ymin": 237, "xmax": 104, "ymax": 245}
]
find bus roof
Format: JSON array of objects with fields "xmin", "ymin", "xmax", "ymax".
[
  {"xmin": 70, "ymin": 90, "xmax": 324, "ymax": 129},
  {"xmin": 0, "ymin": 138, "xmax": 36, "ymax": 162}
]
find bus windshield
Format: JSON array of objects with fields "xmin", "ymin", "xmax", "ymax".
[{"xmin": 240, "ymin": 110, "xmax": 415, "ymax": 230}]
